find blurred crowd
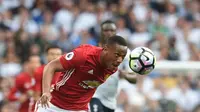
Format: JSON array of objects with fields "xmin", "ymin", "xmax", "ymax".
[{"xmin": 0, "ymin": 0, "xmax": 199, "ymax": 112}]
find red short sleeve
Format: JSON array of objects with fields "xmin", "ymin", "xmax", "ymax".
[{"xmin": 59, "ymin": 47, "xmax": 86, "ymax": 70}]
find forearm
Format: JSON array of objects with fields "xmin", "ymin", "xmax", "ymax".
[
  {"xmin": 42, "ymin": 64, "xmax": 55, "ymax": 94},
  {"xmin": 124, "ymin": 73, "xmax": 137, "ymax": 84}
]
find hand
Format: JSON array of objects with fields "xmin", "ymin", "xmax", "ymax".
[{"xmin": 38, "ymin": 92, "xmax": 52, "ymax": 108}]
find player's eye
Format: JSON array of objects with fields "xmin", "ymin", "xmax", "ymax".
[{"xmin": 115, "ymin": 53, "xmax": 119, "ymax": 57}]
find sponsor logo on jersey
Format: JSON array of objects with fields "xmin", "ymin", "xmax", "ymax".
[{"xmin": 79, "ymin": 80, "xmax": 101, "ymax": 89}]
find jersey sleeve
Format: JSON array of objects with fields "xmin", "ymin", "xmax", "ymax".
[{"xmin": 60, "ymin": 46, "xmax": 86, "ymax": 70}]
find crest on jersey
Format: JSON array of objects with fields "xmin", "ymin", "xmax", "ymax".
[{"xmin": 65, "ymin": 52, "xmax": 74, "ymax": 60}]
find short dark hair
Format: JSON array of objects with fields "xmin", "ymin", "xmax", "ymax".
[
  {"xmin": 101, "ymin": 20, "xmax": 116, "ymax": 27},
  {"xmin": 45, "ymin": 44, "xmax": 61, "ymax": 53},
  {"xmin": 106, "ymin": 35, "xmax": 127, "ymax": 46},
  {"xmin": 26, "ymin": 54, "xmax": 40, "ymax": 62}
]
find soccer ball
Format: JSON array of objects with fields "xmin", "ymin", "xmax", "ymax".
[{"xmin": 129, "ymin": 47, "xmax": 156, "ymax": 75}]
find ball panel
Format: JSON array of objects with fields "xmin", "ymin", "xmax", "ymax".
[
  {"xmin": 130, "ymin": 51, "xmax": 140, "ymax": 58},
  {"xmin": 129, "ymin": 59, "xmax": 142, "ymax": 72},
  {"xmin": 140, "ymin": 66, "xmax": 154, "ymax": 75},
  {"xmin": 141, "ymin": 52, "xmax": 154, "ymax": 66}
]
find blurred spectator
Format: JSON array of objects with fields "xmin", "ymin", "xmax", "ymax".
[
  {"xmin": 14, "ymin": 30, "xmax": 33, "ymax": 63},
  {"xmin": 31, "ymin": 0, "xmax": 47, "ymax": 24},
  {"xmin": 148, "ymin": 14, "xmax": 170, "ymax": 38},
  {"xmin": 166, "ymin": 77, "xmax": 200, "ymax": 111},
  {"xmin": 11, "ymin": 6, "xmax": 39, "ymax": 36},
  {"xmin": 71, "ymin": 30, "xmax": 97, "ymax": 48},
  {"xmin": 0, "ymin": 51, "xmax": 21, "ymax": 78},
  {"xmin": 73, "ymin": 1, "xmax": 97, "ymax": 33},
  {"xmin": 116, "ymin": 17, "xmax": 131, "ymax": 40},
  {"xmin": 164, "ymin": 2, "xmax": 178, "ymax": 30},
  {"xmin": 0, "ymin": 101, "xmax": 18, "ymax": 112},
  {"xmin": 39, "ymin": 9, "xmax": 59, "ymax": 43},
  {"xmin": 0, "ymin": 24, "xmax": 9, "ymax": 58},
  {"xmin": 7, "ymin": 55, "xmax": 41, "ymax": 112},
  {"xmin": 128, "ymin": 22, "xmax": 150, "ymax": 48},
  {"xmin": 132, "ymin": 0, "xmax": 150, "ymax": 22},
  {"xmin": 53, "ymin": 27, "xmax": 73, "ymax": 53},
  {"xmin": 54, "ymin": 0, "xmax": 74, "ymax": 32},
  {"xmin": 167, "ymin": 36, "xmax": 180, "ymax": 60}
]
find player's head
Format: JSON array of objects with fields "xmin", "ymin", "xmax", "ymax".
[
  {"xmin": 100, "ymin": 20, "xmax": 117, "ymax": 45},
  {"xmin": 26, "ymin": 54, "xmax": 41, "ymax": 72},
  {"xmin": 102, "ymin": 35, "xmax": 127, "ymax": 70},
  {"xmin": 45, "ymin": 44, "xmax": 62, "ymax": 62}
]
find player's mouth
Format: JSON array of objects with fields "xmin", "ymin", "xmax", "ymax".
[{"xmin": 112, "ymin": 63, "xmax": 119, "ymax": 68}]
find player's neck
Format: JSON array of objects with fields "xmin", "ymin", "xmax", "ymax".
[
  {"xmin": 25, "ymin": 69, "xmax": 34, "ymax": 77},
  {"xmin": 99, "ymin": 51, "xmax": 106, "ymax": 68}
]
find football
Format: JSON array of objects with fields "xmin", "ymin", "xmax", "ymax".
[{"xmin": 129, "ymin": 47, "xmax": 156, "ymax": 75}]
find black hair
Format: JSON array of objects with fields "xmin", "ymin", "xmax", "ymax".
[
  {"xmin": 25, "ymin": 54, "xmax": 40, "ymax": 62},
  {"xmin": 106, "ymin": 35, "xmax": 127, "ymax": 46},
  {"xmin": 45, "ymin": 44, "xmax": 61, "ymax": 53},
  {"xmin": 101, "ymin": 20, "xmax": 116, "ymax": 27}
]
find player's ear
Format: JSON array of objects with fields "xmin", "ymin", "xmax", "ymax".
[{"xmin": 103, "ymin": 44, "xmax": 108, "ymax": 51}]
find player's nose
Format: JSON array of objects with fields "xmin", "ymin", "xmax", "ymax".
[
  {"xmin": 116, "ymin": 56, "xmax": 123, "ymax": 63},
  {"xmin": 106, "ymin": 31, "xmax": 114, "ymax": 37}
]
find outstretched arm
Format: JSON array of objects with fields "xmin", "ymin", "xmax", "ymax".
[
  {"xmin": 42, "ymin": 57, "xmax": 64, "ymax": 94},
  {"xmin": 40, "ymin": 57, "xmax": 64, "ymax": 108},
  {"xmin": 119, "ymin": 70, "xmax": 137, "ymax": 84}
]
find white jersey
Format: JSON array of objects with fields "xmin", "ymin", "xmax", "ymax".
[{"xmin": 93, "ymin": 49, "xmax": 132, "ymax": 109}]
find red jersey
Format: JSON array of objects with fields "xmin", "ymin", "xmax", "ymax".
[
  {"xmin": 8, "ymin": 72, "xmax": 35, "ymax": 112},
  {"xmin": 50, "ymin": 44, "xmax": 117, "ymax": 111},
  {"xmin": 33, "ymin": 65, "xmax": 61, "ymax": 93}
]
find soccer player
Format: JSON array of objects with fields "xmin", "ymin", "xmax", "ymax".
[
  {"xmin": 36, "ymin": 35, "xmax": 128, "ymax": 112},
  {"xmin": 7, "ymin": 55, "xmax": 41, "ymax": 112},
  {"xmin": 31, "ymin": 45, "xmax": 62, "ymax": 111},
  {"xmin": 90, "ymin": 20, "xmax": 137, "ymax": 112}
]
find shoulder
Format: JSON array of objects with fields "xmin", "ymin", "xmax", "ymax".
[
  {"xmin": 77, "ymin": 44, "xmax": 100, "ymax": 51},
  {"xmin": 16, "ymin": 72, "xmax": 26, "ymax": 79},
  {"xmin": 15, "ymin": 72, "xmax": 28, "ymax": 82},
  {"xmin": 33, "ymin": 65, "xmax": 45, "ymax": 78},
  {"xmin": 74, "ymin": 44, "xmax": 101, "ymax": 58},
  {"xmin": 35, "ymin": 65, "xmax": 45, "ymax": 73}
]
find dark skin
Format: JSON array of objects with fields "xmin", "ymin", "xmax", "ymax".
[
  {"xmin": 99, "ymin": 23, "xmax": 117, "ymax": 47},
  {"xmin": 39, "ymin": 43, "xmax": 127, "ymax": 108},
  {"xmin": 100, "ymin": 23, "xmax": 137, "ymax": 83}
]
